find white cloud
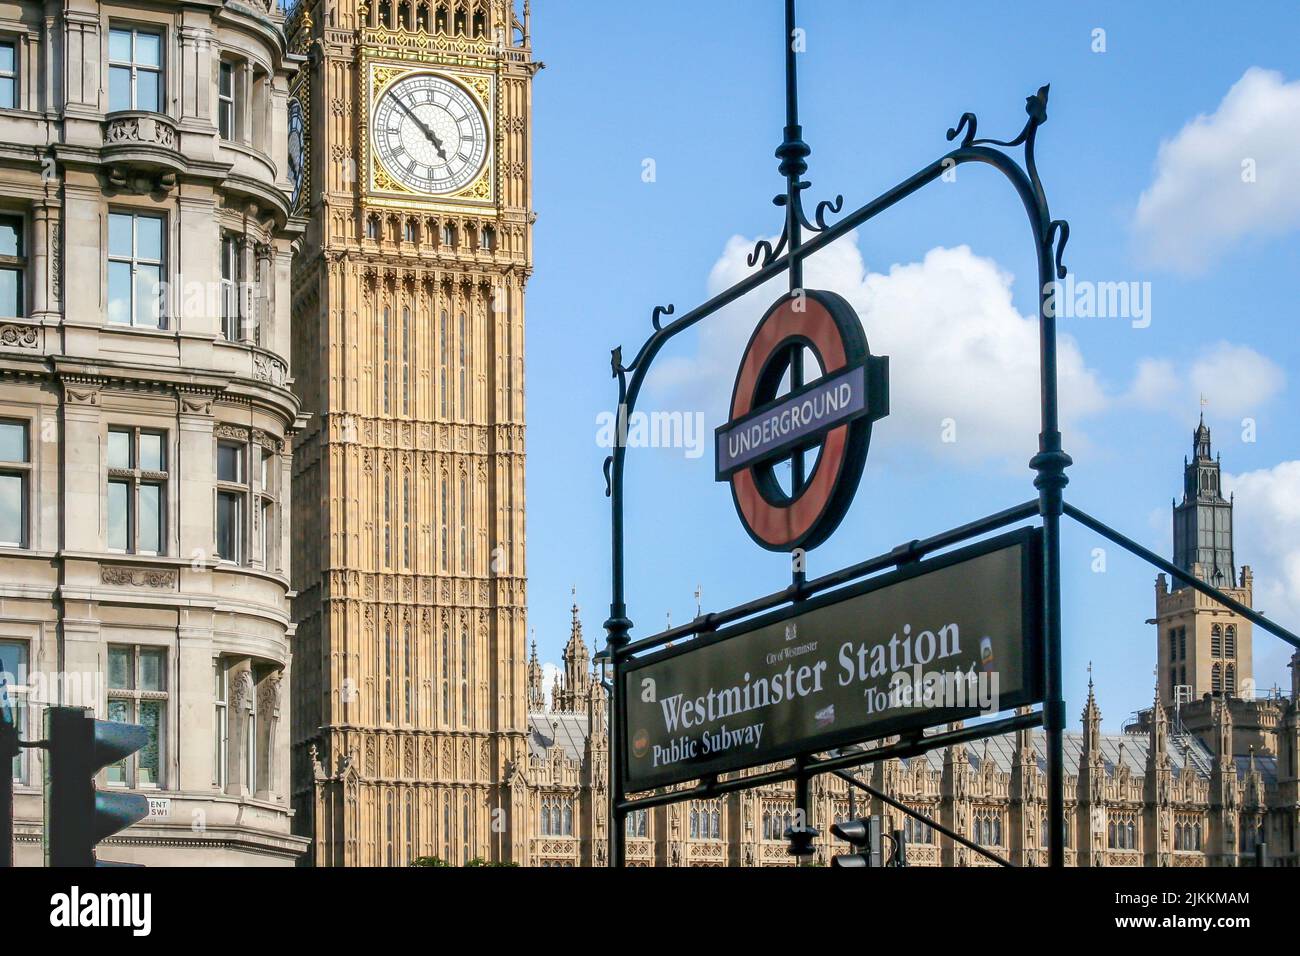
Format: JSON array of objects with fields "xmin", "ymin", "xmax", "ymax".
[
  {"xmin": 649, "ymin": 235, "xmax": 1108, "ymax": 468},
  {"xmin": 1126, "ymin": 341, "xmax": 1284, "ymax": 416},
  {"xmin": 1223, "ymin": 461, "xmax": 1300, "ymax": 691},
  {"xmin": 1134, "ymin": 67, "xmax": 1300, "ymax": 273},
  {"xmin": 540, "ymin": 662, "xmax": 560, "ymax": 707}
]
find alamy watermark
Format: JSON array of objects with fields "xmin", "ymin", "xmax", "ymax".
[
  {"xmin": 596, "ymin": 405, "xmax": 706, "ymax": 459},
  {"xmin": 1045, "ymin": 274, "xmax": 1152, "ymax": 328}
]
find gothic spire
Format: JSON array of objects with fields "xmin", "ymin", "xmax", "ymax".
[
  {"xmin": 527, "ymin": 634, "xmax": 546, "ymax": 712},
  {"xmin": 1081, "ymin": 663, "xmax": 1102, "ymax": 756}
]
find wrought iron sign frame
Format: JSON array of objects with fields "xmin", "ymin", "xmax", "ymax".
[{"xmin": 600, "ymin": 0, "xmax": 1300, "ymax": 869}]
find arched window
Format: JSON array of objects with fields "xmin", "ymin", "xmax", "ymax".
[
  {"xmin": 384, "ymin": 621, "xmax": 393, "ymax": 723},
  {"xmin": 440, "ymin": 627, "xmax": 450, "ymax": 723},
  {"xmin": 401, "ymin": 306, "xmax": 411, "ymax": 415},
  {"xmin": 460, "ymin": 629, "xmax": 469, "ymax": 725},
  {"xmin": 443, "ymin": 797, "xmax": 450, "ymax": 852},
  {"xmin": 1225, "ymin": 625, "xmax": 1236, "ymax": 659},
  {"xmin": 458, "ymin": 311, "xmax": 467, "ymax": 416},
  {"xmin": 562, "ymin": 801, "xmax": 572, "ymax": 836},
  {"xmin": 398, "ymin": 2, "xmax": 411, "ymax": 30},
  {"xmin": 382, "ymin": 306, "xmax": 391, "ymax": 414},
  {"xmin": 480, "ymin": 225, "xmax": 495, "ymax": 251},
  {"xmin": 442, "ymin": 222, "xmax": 457, "ymax": 248},
  {"xmin": 439, "ymin": 475, "xmax": 449, "ymax": 569},
  {"xmin": 383, "ymin": 467, "xmax": 392, "ymax": 567},
  {"xmin": 416, "ymin": 3, "xmax": 429, "ymax": 32},
  {"xmin": 541, "ymin": 804, "xmax": 551, "ymax": 836},
  {"xmin": 402, "ymin": 472, "xmax": 411, "ymax": 568},
  {"xmin": 403, "ymin": 623, "xmax": 412, "ymax": 723},
  {"xmin": 439, "ymin": 309, "xmax": 448, "ymax": 417},
  {"xmin": 1212, "ymin": 662, "xmax": 1223, "ymax": 694},
  {"xmin": 1225, "ymin": 663, "xmax": 1236, "ymax": 696},
  {"xmin": 386, "ymin": 792, "xmax": 395, "ymax": 866},
  {"xmin": 459, "ymin": 474, "xmax": 467, "ymax": 570},
  {"xmin": 366, "ymin": 215, "xmax": 379, "ymax": 240},
  {"xmin": 435, "ymin": 3, "xmax": 447, "ymax": 33},
  {"xmin": 1211, "ymin": 624, "xmax": 1223, "ymax": 657},
  {"xmin": 404, "ymin": 792, "xmax": 414, "ymax": 863},
  {"xmin": 710, "ymin": 807, "xmax": 720, "ymax": 839}
]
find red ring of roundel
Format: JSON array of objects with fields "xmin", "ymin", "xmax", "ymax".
[{"xmin": 726, "ymin": 290, "xmax": 870, "ymax": 552}]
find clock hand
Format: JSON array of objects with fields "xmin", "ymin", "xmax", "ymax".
[{"xmin": 394, "ymin": 97, "xmax": 449, "ymax": 162}]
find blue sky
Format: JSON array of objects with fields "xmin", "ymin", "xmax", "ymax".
[{"xmin": 523, "ymin": 0, "xmax": 1300, "ymax": 729}]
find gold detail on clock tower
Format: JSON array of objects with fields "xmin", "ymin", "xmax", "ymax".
[{"xmin": 290, "ymin": 0, "xmax": 537, "ymax": 866}]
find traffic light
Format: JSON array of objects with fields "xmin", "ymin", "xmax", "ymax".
[
  {"xmin": 44, "ymin": 706, "xmax": 150, "ymax": 867},
  {"xmin": 831, "ymin": 815, "xmax": 882, "ymax": 867},
  {"xmin": 784, "ymin": 821, "xmax": 820, "ymax": 860},
  {"xmin": 889, "ymin": 827, "xmax": 907, "ymax": 867}
]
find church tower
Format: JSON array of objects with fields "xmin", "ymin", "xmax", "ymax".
[
  {"xmin": 1155, "ymin": 418, "xmax": 1254, "ymax": 707},
  {"xmin": 287, "ymin": 0, "xmax": 536, "ymax": 865},
  {"xmin": 1173, "ymin": 416, "xmax": 1235, "ymax": 588}
]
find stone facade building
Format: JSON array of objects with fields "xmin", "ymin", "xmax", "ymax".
[
  {"xmin": 0, "ymin": 0, "xmax": 308, "ymax": 864},
  {"xmin": 525, "ymin": 425, "xmax": 1300, "ymax": 867}
]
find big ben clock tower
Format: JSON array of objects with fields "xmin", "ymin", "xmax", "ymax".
[{"xmin": 286, "ymin": 0, "xmax": 537, "ymax": 866}]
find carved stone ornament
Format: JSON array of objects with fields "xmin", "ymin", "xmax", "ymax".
[
  {"xmin": 0, "ymin": 323, "xmax": 39, "ymax": 350},
  {"xmin": 180, "ymin": 394, "xmax": 214, "ymax": 416},
  {"xmin": 64, "ymin": 385, "xmax": 100, "ymax": 406},
  {"xmin": 231, "ymin": 669, "xmax": 255, "ymax": 711},
  {"xmin": 101, "ymin": 565, "xmax": 177, "ymax": 589},
  {"xmin": 214, "ymin": 423, "xmax": 250, "ymax": 442}
]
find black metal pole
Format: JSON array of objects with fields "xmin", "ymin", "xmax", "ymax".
[
  {"xmin": 794, "ymin": 755, "xmax": 814, "ymax": 865},
  {"xmin": 780, "ymin": 0, "xmax": 809, "ymax": 578},
  {"xmin": 0, "ymin": 721, "xmax": 15, "ymax": 867},
  {"xmin": 610, "ymin": 651, "xmax": 626, "ymax": 867},
  {"xmin": 1026, "ymin": 124, "xmax": 1071, "ymax": 867}
]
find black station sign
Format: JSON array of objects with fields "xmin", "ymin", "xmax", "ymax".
[{"xmin": 621, "ymin": 529, "xmax": 1045, "ymax": 792}]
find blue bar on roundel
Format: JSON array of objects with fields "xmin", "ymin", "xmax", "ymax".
[{"xmin": 715, "ymin": 364, "xmax": 868, "ymax": 480}]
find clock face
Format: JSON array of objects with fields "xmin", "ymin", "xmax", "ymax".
[
  {"xmin": 287, "ymin": 97, "xmax": 305, "ymax": 208},
  {"xmin": 372, "ymin": 73, "xmax": 489, "ymax": 196}
]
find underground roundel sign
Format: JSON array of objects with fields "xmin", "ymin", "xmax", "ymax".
[{"xmin": 715, "ymin": 290, "xmax": 888, "ymax": 552}]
